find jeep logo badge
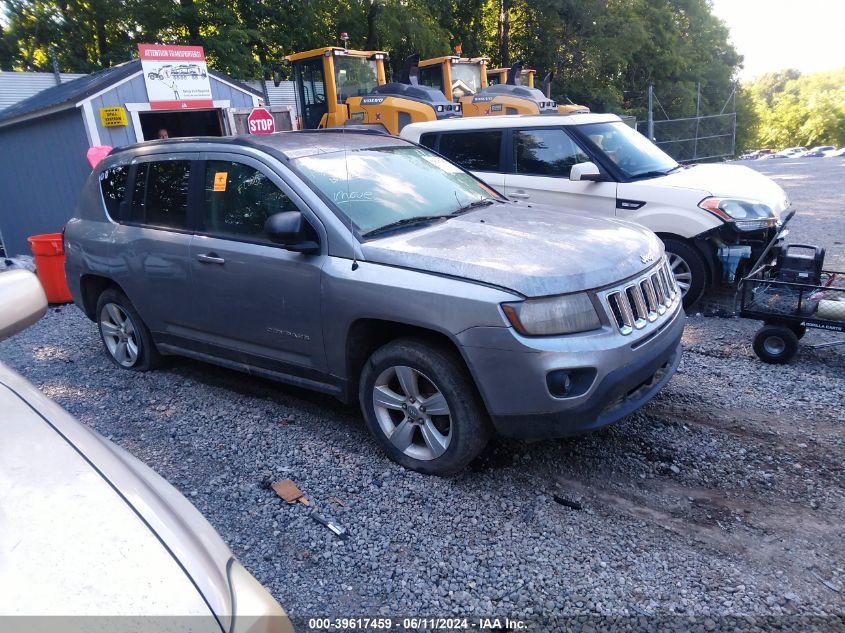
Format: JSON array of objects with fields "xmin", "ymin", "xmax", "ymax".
[{"xmin": 641, "ymin": 253, "xmax": 655, "ymax": 264}]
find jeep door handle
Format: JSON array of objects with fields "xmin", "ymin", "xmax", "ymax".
[
  {"xmin": 510, "ymin": 191, "xmax": 531, "ymax": 199},
  {"xmin": 196, "ymin": 253, "xmax": 225, "ymax": 265}
]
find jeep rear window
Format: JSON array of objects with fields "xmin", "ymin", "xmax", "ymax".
[
  {"xmin": 293, "ymin": 146, "xmax": 498, "ymax": 234},
  {"xmin": 99, "ymin": 165, "xmax": 129, "ymax": 219},
  {"xmin": 130, "ymin": 160, "xmax": 190, "ymax": 230}
]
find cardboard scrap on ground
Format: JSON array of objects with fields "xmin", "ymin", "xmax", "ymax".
[{"xmin": 272, "ymin": 479, "xmax": 310, "ymax": 506}]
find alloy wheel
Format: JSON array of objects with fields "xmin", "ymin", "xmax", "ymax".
[
  {"xmin": 372, "ymin": 365, "xmax": 452, "ymax": 461},
  {"xmin": 99, "ymin": 303, "xmax": 139, "ymax": 368}
]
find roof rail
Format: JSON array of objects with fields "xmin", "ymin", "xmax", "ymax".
[{"xmin": 293, "ymin": 125, "xmax": 390, "ymax": 136}]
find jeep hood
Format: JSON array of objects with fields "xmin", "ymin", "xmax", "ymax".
[
  {"xmin": 361, "ymin": 202, "xmax": 663, "ymax": 297},
  {"xmin": 643, "ymin": 164, "xmax": 790, "ymax": 212}
]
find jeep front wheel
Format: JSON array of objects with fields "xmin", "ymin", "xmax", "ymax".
[{"xmin": 359, "ymin": 339, "xmax": 491, "ymax": 476}]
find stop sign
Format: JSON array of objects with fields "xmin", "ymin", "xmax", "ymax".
[{"xmin": 247, "ymin": 107, "xmax": 275, "ymax": 134}]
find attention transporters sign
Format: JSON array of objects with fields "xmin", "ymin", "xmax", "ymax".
[{"xmin": 138, "ymin": 44, "xmax": 213, "ymax": 110}]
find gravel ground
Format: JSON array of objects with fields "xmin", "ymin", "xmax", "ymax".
[{"xmin": 2, "ymin": 160, "xmax": 844, "ymax": 628}]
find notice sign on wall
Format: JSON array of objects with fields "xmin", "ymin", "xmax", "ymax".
[
  {"xmin": 139, "ymin": 44, "xmax": 213, "ymax": 110},
  {"xmin": 99, "ymin": 106, "xmax": 128, "ymax": 127}
]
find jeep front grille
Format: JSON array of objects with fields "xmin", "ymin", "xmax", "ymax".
[{"xmin": 605, "ymin": 259, "xmax": 679, "ymax": 335}]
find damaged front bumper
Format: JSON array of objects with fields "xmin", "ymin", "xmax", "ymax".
[{"xmin": 709, "ymin": 218, "xmax": 785, "ymax": 284}]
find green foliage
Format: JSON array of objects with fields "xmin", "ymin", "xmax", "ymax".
[
  {"xmin": 1, "ymin": 0, "xmax": 742, "ymax": 116},
  {"xmin": 743, "ymin": 68, "xmax": 845, "ymax": 150}
]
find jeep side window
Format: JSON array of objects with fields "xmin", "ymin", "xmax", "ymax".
[
  {"xmin": 202, "ymin": 161, "xmax": 298, "ymax": 242},
  {"xmin": 99, "ymin": 165, "xmax": 129, "ymax": 220},
  {"xmin": 130, "ymin": 160, "xmax": 190, "ymax": 230},
  {"xmin": 513, "ymin": 128, "xmax": 589, "ymax": 177},
  {"xmin": 437, "ymin": 131, "xmax": 502, "ymax": 172}
]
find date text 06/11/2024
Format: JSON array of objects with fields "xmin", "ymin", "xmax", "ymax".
[{"xmin": 306, "ymin": 617, "xmax": 528, "ymax": 630}]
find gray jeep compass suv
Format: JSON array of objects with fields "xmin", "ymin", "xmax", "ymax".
[{"xmin": 65, "ymin": 131, "xmax": 684, "ymax": 475}]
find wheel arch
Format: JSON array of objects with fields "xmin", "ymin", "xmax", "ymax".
[
  {"xmin": 345, "ymin": 318, "xmax": 488, "ymax": 411},
  {"xmin": 78, "ymin": 274, "xmax": 124, "ymax": 321},
  {"xmin": 656, "ymin": 232, "xmax": 718, "ymax": 287}
]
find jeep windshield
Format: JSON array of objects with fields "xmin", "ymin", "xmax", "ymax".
[
  {"xmin": 576, "ymin": 121, "xmax": 680, "ymax": 180},
  {"xmin": 294, "ymin": 146, "xmax": 499, "ymax": 236}
]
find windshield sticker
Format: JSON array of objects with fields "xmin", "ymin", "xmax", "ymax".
[{"xmin": 213, "ymin": 172, "xmax": 228, "ymax": 192}]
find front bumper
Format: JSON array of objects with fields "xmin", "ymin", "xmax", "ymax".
[{"xmin": 458, "ymin": 301, "xmax": 685, "ymax": 440}]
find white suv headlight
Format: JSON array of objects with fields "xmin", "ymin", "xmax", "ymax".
[
  {"xmin": 699, "ymin": 197, "xmax": 777, "ymax": 231},
  {"xmin": 502, "ymin": 292, "xmax": 601, "ymax": 336}
]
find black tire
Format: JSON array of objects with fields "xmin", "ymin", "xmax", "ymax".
[
  {"xmin": 359, "ymin": 338, "xmax": 491, "ymax": 476},
  {"xmin": 662, "ymin": 238, "xmax": 707, "ymax": 309},
  {"xmin": 753, "ymin": 325, "xmax": 799, "ymax": 364},
  {"xmin": 95, "ymin": 287, "xmax": 163, "ymax": 371}
]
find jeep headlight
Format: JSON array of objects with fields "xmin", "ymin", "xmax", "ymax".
[
  {"xmin": 502, "ymin": 293, "xmax": 601, "ymax": 336},
  {"xmin": 699, "ymin": 197, "xmax": 777, "ymax": 232}
]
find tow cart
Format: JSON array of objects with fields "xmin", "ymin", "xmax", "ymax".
[{"xmin": 739, "ymin": 211, "xmax": 845, "ymax": 363}]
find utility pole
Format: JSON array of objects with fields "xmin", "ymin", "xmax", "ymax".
[
  {"xmin": 647, "ymin": 84, "xmax": 654, "ymax": 141},
  {"xmin": 50, "ymin": 47, "xmax": 62, "ymax": 86},
  {"xmin": 693, "ymin": 82, "xmax": 701, "ymax": 160}
]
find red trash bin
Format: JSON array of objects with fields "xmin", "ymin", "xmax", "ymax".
[{"xmin": 27, "ymin": 233, "xmax": 73, "ymax": 304}]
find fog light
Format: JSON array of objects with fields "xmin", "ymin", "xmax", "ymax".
[
  {"xmin": 547, "ymin": 371, "xmax": 572, "ymax": 397},
  {"xmin": 546, "ymin": 368, "xmax": 597, "ymax": 399}
]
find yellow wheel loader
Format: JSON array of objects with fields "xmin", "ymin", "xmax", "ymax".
[
  {"xmin": 486, "ymin": 66, "xmax": 536, "ymax": 87},
  {"xmin": 284, "ymin": 47, "xmax": 460, "ymax": 135},
  {"xmin": 414, "ymin": 56, "xmax": 557, "ymax": 117},
  {"xmin": 458, "ymin": 64, "xmax": 590, "ymax": 114}
]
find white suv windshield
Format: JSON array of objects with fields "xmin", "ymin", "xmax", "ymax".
[
  {"xmin": 578, "ymin": 121, "xmax": 679, "ymax": 179},
  {"xmin": 294, "ymin": 146, "xmax": 498, "ymax": 235}
]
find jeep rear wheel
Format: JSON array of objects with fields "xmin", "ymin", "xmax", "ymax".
[
  {"xmin": 96, "ymin": 288, "xmax": 163, "ymax": 371},
  {"xmin": 359, "ymin": 339, "xmax": 491, "ymax": 476}
]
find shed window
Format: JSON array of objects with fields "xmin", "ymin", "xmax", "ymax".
[
  {"xmin": 99, "ymin": 165, "xmax": 129, "ymax": 220},
  {"xmin": 130, "ymin": 160, "xmax": 191, "ymax": 230}
]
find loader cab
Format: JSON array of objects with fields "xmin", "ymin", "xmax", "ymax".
[
  {"xmin": 487, "ymin": 67, "xmax": 536, "ymax": 88},
  {"xmin": 417, "ymin": 56, "xmax": 487, "ymax": 102},
  {"xmin": 286, "ymin": 47, "xmax": 388, "ymax": 130}
]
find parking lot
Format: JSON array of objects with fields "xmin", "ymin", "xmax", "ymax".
[{"xmin": 1, "ymin": 158, "xmax": 843, "ymax": 623}]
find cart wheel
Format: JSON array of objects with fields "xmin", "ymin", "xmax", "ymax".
[{"xmin": 753, "ymin": 325, "xmax": 799, "ymax": 364}]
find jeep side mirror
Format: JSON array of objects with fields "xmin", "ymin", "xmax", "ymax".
[
  {"xmin": 570, "ymin": 161, "xmax": 603, "ymax": 182},
  {"xmin": 0, "ymin": 270, "xmax": 48, "ymax": 342},
  {"xmin": 265, "ymin": 211, "xmax": 319, "ymax": 254}
]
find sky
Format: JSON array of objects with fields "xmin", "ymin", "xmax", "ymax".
[{"xmin": 709, "ymin": 0, "xmax": 845, "ymax": 80}]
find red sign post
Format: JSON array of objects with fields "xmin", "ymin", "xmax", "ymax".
[{"xmin": 247, "ymin": 108, "xmax": 276, "ymax": 134}]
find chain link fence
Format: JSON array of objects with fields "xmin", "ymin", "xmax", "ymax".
[{"xmin": 636, "ymin": 113, "xmax": 736, "ymax": 163}]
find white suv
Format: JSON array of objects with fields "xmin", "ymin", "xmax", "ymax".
[{"xmin": 401, "ymin": 114, "xmax": 791, "ymax": 306}]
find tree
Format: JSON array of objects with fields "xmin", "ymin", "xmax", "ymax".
[
  {"xmin": 0, "ymin": 0, "xmax": 745, "ymax": 104},
  {"xmin": 744, "ymin": 68, "xmax": 845, "ymax": 150}
]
